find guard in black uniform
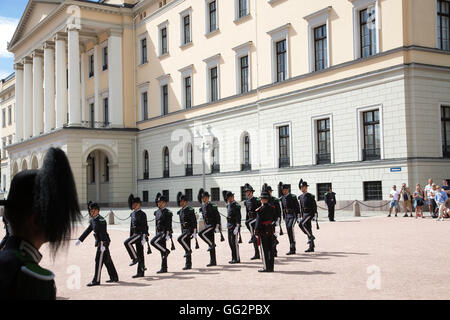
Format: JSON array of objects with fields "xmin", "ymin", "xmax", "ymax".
[
  {"xmin": 243, "ymin": 183, "xmax": 261, "ymax": 260},
  {"xmin": 223, "ymin": 191, "xmax": 241, "ymax": 264},
  {"xmin": 151, "ymin": 194, "xmax": 173, "ymax": 273},
  {"xmin": 280, "ymin": 183, "xmax": 301, "ymax": 255},
  {"xmin": 0, "ymin": 215, "xmax": 10, "ymax": 250},
  {"xmin": 176, "ymin": 193, "xmax": 197, "ymax": 270},
  {"xmin": 265, "ymin": 184, "xmax": 282, "ymax": 258},
  {"xmin": 76, "ymin": 201, "xmax": 119, "ymax": 286},
  {"xmin": 255, "ymin": 190, "xmax": 276, "ymax": 273},
  {"xmin": 124, "ymin": 194, "xmax": 149, "ymax": 278},
  {"xmin": 0, "ymin": 148, "xmax": 81, "ymax": 299},
  {"xmin": 198, "ymin": 189, "xmax": 222, "ymax": 267},
  {"xmin": 298, "ymin": 179, "xmax": 318, "ymax": 252},
  {"xmin": 325, "ymin": 187, "xmax": 337, "ymax": 222}
]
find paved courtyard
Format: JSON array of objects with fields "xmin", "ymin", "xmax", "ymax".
[{"xmin": 1, "ymin": 210, "xmax": 449, "ymax": 300}]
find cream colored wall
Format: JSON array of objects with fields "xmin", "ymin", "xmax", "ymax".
[
  {"xmin": 403, "ymin": 0, "xmax": 438, "ymax": 48},
  {"xmin": 21, "ymin": 3, "xmax": 60, "ymax": 36}
]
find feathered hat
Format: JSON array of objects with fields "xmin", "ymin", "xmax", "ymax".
[
  {"xmin": 154, "ymin": 192, "xmax": 162, "ymax": 206},
  {"xmin": 197, "ymin": 188, "xmax": 204, "ymax": 204}
]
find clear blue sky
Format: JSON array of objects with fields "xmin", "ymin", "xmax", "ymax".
[{"xmin": 0, "ymin": 0, "xmax": 29, "ymax": 79}]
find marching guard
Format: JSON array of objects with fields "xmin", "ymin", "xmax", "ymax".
[
  {"xmin": 124, "ymin": 194, "xmax": 149, "ymax": 278},
  {"xmin": 198, "ymin": 189, "xmax": 223, "ymax": 267},
  {"xmin": 255, "ymin": 190, "xmax": 276, "ymax": 272},
  {"xmin": 298, "ymin": 179, "xmax": 318, "ymax": 252},
  {"xmin": 243, "ymin": 183, "xmax": 261, "ymax": 260},
  {"xmin": 264, "ymin": 184, "xmax": 282, "ymax": 258},
  {"xmin": 75, "ymin": 201, "xmax": 119, "ymax": 286},
  {"xmin": 151, "ymin": 194, "xmax": 174, "ymax": 273},
  {"xmin": 176, "ymin": 193, "xmax": 198, "ymax": 270},
  {"xmin": 0, "ymin": 215, "xmax": 10, "ymax": 250},
  {"xmin": 280, "ymin": 183, "xmax": 301, "ymax": 255},
  {"xmin": 223, "ymin": 191, "xmax": 241, "ymax": 264}
]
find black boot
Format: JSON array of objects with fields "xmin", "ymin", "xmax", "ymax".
[
  {"xmin": 183, "ymin": 254, "xmax": 192, "ymax": 270},
  {"xmin": 132, "ymin": 273, "xmax": 144, "ymax": 278},
  {"xmin": 305, "ymin": 239, "xmax": 315, "ymax": 253},
  {"xmin": 87, "ymin": 281, "xmax": 100, "ymax": 287},
  {"xmin": 129, "ymin": 258, "xmax": 138, "ymax": 266},
  {"xmin": 286, "ymin": 242, "xmax": 296, "ymax": 255}
]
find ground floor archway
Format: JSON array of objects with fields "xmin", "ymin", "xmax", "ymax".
[{"xmin": 86, "ymin": 149, "xmax": 111, "ymax": 204}]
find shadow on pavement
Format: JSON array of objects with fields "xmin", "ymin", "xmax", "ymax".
[{"xmin": 276, "ymin": 270, "xmax": 336, "ymax": 275}]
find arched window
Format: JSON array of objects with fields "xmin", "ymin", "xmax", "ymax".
[
  {"xmin": 87, "ymin": 154, "xmax": 95, "ymax": 183},
  {"xmin": 211, "ymin": 138, "xmax": 220, "ymax": 173},
  {"xmin": 144, "ymin": 150, "xmax": 149, "ymax": 179},
  {"xmin": 242, "ymin": 134, "xmax": 251, "ymax": 171},
  {"xmin": 104, "ymin": 157, "xmax": 110, "ymax": 182},
  {"xmin": 163, "ymin": 147, "xmax": 170, "ymax": 177},
  {"xmin": 185, "ymin": 143, "xmax": 193, "ymax": 176}
]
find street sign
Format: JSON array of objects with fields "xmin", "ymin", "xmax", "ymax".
[{"xmin": 390, "ymin": 167, "xmax": 402, "ymax": 172}]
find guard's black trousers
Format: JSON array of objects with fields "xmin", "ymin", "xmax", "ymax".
[
  {"xmin": 124, "ymin": 233, "xmax": 145, "ymax": 274},
  {"xmin": 285, "ymin": 214, "xmax": 296, "ymax": 251},
  {"xmin": 299, "ymin": 212, "xmax": 314, "ymax": 241},
  {"xmin": 227, "ymin": 228, "xmax": 240, "ymax": 262},
  {"xmin": 198, "ymin": 224, "xmax": 216, "ymax": 264},
  {"xmin": 328, "ymin": 205, "xmax": 335, "ymax": 221},
  {"xmin": 151, "ymin": 232, "xmax": 168, "ymax": 270},
  {"xmin": 245, "ymin": 218, "xmax": 259, "ymax": 258},
  {"xmin": 178, "ymin": 230, "xmax": 192, "ymax": 267},
  {"xmin": 259, "ymin": 235, "xmax": 275, "ymax": 272},
  {"xmin": 93, "ymin": 245, "xmax": 118, "ymax": 283}
]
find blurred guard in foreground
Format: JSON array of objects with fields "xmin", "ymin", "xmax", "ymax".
[
  {"xmin": 177, "ymin": 192, "xmax": 197, "ymax": 270},
  {"xmin": 0, "ymin": 215, "xmax": 11, "ymax": 250},
  {"xmin": 0, "ymin": 148, "xmax": 82, "ymax": 299},
  {"xmin": 124, "ymin": 194, "xmax": 149, "ymax": 278},
  {"xmin": 75, "ymin": 201, "xmax": 119, "ymax": 286}
]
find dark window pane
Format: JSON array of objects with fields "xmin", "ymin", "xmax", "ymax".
[
  {"xmin": 240, "ymin": 55, "xmax": 249, "ymax": 93},
  {"xmin": 364, "ymin": 181, "xmax": 382, "ymax": 201},
  {"xmin": 314, "ymin": 25, "xmax": 327, "ymax": 71},
  {"xmin": 211, "ymin": 187, "xmax": 220, "ymax": 202},
  {"xmin": 276, "ymin": 40, "xmax": 286, "ymax": 82},
  {"xmin": 317, "ymin": 183, "xmax": 332, "ymax": 201}
]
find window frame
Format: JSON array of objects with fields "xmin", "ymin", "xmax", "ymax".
[
  {"xmin": 436, "ymin": 0, "xmax": 450, "ymax": 51},
  {"xmin": 88, "ymin": 53, "xmax": 94, "ymax": 78},
  {"xmin": 102, "ymin": 44, "xmax": 108, "ymax": 71},
  {"xmin": 211, "ymin": 137, "xmax": 220, "ymax": 173},
  {"xmin": 234, "ymin": 0, "xmax": 249, "ymax": 21},
  {"xmin": 179, "ymin": 64, "xmax": 194, "ymax": 109},
  {"xmin": 158, "ymin": 20, "xmax": 169, "ymax": 58},
  {"xmin": 158, "ymin": 75, "xmax": 170, "ymax": 116},
  {"xmin": 138, "ymin": 33, "xmax": 148, "ymax": 65},
  {"xmin": 351, "ymin": 0, "xmax": 380, "ymax": 60},
  {"xmin": 180, "ymin": 7, "xmax": 192, "ymax": 47},
  {"xmin": 363, "ymin": 181, "xmax": 383, "ymax": 201},
  {"xmin": 441, "ymin": 104, "xmax": 450, "ymax": 158},
  {"xmin": 205, "ymin": 0, "xmax": 219, "ymax": 36},
  {"xmin": 267, "ymin": 24, "xmax": 291, "ymax": 84},
  {"xmin": 233, "ymin": 41, "xmax": 252, "ymax": 95},
  {"xmin": 317, "ymin": 183, "xmax": 332, "ymax": 201},
  {"xmin": 357, "ymin": 105, "xmax": 384, "ymax": 161},
  {"xmin": 144, "ymin": 150, "xmax": 149, "ymax": 179},
  {"xmin": 274, "ymin": 123, "xmax": 292, "ymax": 168},
  {"xmin": 203, "ymin": 54, "xmax": 221, "ymax": 103},
  {"xmin": 304, "ymin": 7, "xmax": 331, "ymax": 72},
  {"xmin": 163, "ymin": 146, "xmax": 170, "ymax": 178}
]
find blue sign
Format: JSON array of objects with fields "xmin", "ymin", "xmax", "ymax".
[{"xmin": 390, "ymin": 167, "xmax": 402, "ymax": 173}]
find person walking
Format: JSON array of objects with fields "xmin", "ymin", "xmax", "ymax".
[
  {"xmin": 223, "ymin": 191, "xmax": 241, "ymax": 264},
  {"xmin": 151, "ymin": 194, "xmax": 173, "ymax": 274},
  {"xmin": 424, "ymin": 179, "xmax": 435, "ymax": 218},
  {"xmin": 176, "ymin": 193, "xmax": 197, "ymax": 270},
  {"xmin": 324, "ymin": 187, "xmax": 336, "ymax": 222},
  {"xmin": 436, "ymin": 186, "xmax": 448, "ymax": 222},
  {"xmin": 255, "ymin": 190, "xmax": 276, "ymax": 273},
  {"xmin": 413, "ymin": 184, "xmax": 425, "ymax": 219},
  {"xmin": 400, "ymin": 184, "xmax": 413, "ymax": 217},
  {"xmin": 388, "ymin": 185, "xmax": 400, "ymax": 217}
]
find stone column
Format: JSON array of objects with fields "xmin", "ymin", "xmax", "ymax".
[
  {"xmin": 55, "ymin": 33, "xmax": 67, "ymax": 128},
  {"xmin": 32, "ymin": 50, "xmax": 44, "ymax": 136},
  {"xmin": 94, "ymin": 42, "xmax": 100, "ymax": 123},
  {"xmin": 80, "ymin": 46, "xmax": 86, "ymax": 126},
  {"xmin": 108, "ymin": 29, "xmax": 123, "ymax": 127},
  {"xmin": 44, "ymin": 41, "xmax": 55, "ymax": 133},
  {"xmin": 67, "ymin": 26, "xmax": 81, "ymax": 126},
  {"xmin": 23, "ymin": 57, "xmax": 33, "ymax": 139},
  {"xmin": 13, "ymin": 63, "xmax": 24, "ymax": 143}
]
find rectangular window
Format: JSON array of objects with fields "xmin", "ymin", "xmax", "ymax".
[
  {"xmin": 240, "ymin": 186, "xmax": 246, "ymax": 201},
  {"xmin": 141, "ymin": 38, "xmax": 148, "ymax": 64},
  {"xmin": 102, "ymin": 46, "xmax": 108, "ymax": 71},
  {"xmin": 362, "ymin": 110, "xmax": 381, "ymax": 161},
  {"xmin": 104, "ymin": 157, "xmax": 109, "ymax": 182},
  {"xmin": 103, "ymin": 98, "xmax": 109, "ymax": 125},
  {"xmin": 142, "ymin": 92, "xmax": 148, "ymax": 120},
  {"xmin": 88, "ymin": 54, "xmax": 94, "ymax": 78},
  {"xmin": 317, "ymin": 183, "xmax": 332, "ymax": 201},
  {"xmin": 89, "ymin": 155, "xmax": 95, "ymax": 184},
  {"xmin": 240, "ymin": 55, "xmax": 249, "ymax": 94},
  {"xmin": 239, "ymin": 0, "xmax": 248, "ymax": 18},
  {"xmin": 2, "ymin": 138, "xmax": 6, "ymax": 159},
  {"xmin": 209, "ymin": 1, "xmax": 217, "ymax": 33},
  {"xmin": 7, "ymin": 106, "xmax": 11, "ymax": 125},
  {"xmin": 317, "ymin": 118, "xmax": 331, "ymax": 164},
  {"xmin": 210, "ymin": 67, "xmax": 218, "ymax": 102},
  {"xmin": 442, "ymin": 105, "xmax": 450, "ymax": 158},
  {"xmin": 185, "ymin": 76, "xmax": 192, "ymax": 109},
  {"xmin": 276, "ymin": 39, "xmax": 287, "ymax": 82},
  {"xmin": 163, "ymin": 190, "xmax": 170, "ymax": 201},
  {"xmin": 2, "ymin": 109, "xmax": 5, "ymax": 128},
  {"xmin": 438, "ymin": 0, "xmax": 450, "ymax": 50},
  {"xmin": 185, "ymin": 189, "xmax": 193, "ymax": 202},
  {"xmin": 364, "ymin": 181, "xmax": 382, "ymax": 201},
  {"xmin": 278, "ymin": 125, "xmax": 290, "ymax": 168},
  {"xmin": 184, "ymin": 15, "xmax": 191, "ymax": 44},
  {"xmin": 161, "ymin": 27, "xmax": 168, "ymax": 55},
  {"xmin": 314, "ymin": 24, "xmax": 327, "ymax": 71},
  {"xmin": 360, "ymin": 6, "xmax": 377, "ymax": 58},
  {"xmin": 211, "ymin": 187, "xmax": 220, "ymax": 202},
  {"xmin": 89, "ymin": 103, "xmax": 95, "ymax": 128},
  {"xmin": 162, "ymin": 85, "xmax": 169, "ymax": 115},
  {"xmin": 143, "ymin": 191, "xmax": 149, "ymax": 203}
]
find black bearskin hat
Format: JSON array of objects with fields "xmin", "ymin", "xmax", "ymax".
[
  {"xmin": 197, "ymin": 188, "xmax": 204, "ymax": 204},
  {"xmin": 3, "ymin": 148, "xmax": 81, "ymax": 256},
  {"xmin": 244, "ymin": 183, "xmax": 254, "ymax": 192},
  {"xmin": 177, "ymin": 192, "xmax": 183, "ymax": 207},
  {"xmin": 128, "ymin": 194, "xmax": 135, "ymax": 210},
  {"xmin": 262, "ymin": 183, "xmax": 269, "ymax": 193},
  {"xmin": 299, "ymin": 179, "xmax": 309, "ymax": 189},
  {"xmin": 88, "ymin": 201, "xmax": 100, "ymax": 211},
  {"xmin": 155, "ymin": 192, "xmax": 162, "ymax": 206}
]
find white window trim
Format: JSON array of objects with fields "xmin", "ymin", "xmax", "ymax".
[
  {"xmin": 438, "ymin": 102, "xmax": 450, "ymax": 157},
  {"xmin": 158, "ymin": 74, "xmax": 170, "ymax": 115},
  {"xmin": 267, "ymin": 23, "xmax": 291, "ymax": 84},
  {"xmin": 100, "ymin": 90, "xmax": 109, "ymax": 124},
  {"xmin": 304, "ymin": 6, "xmax": 332, "ymax": 73},
  {"xmin": 179, "ymin": 7, "xmax": 192, "ymax": 47},
  {"xmin": 232, "ymin": 41, "xmax": 252, "ymax": 95},
  {"xmin": 179, "ymin": 64, "xmax": 194, "ymax": 109},
  {"xmin": 273, "ymin": 121, "xmax": 293, "ymax": 169},
  {"xmin": 87, "ymin": 49, "xmax": 94, "ymax": 78},
  {"xmin": 158, "ymin": 20, "xmax": 169, "ymax": 58},
  {"xmin": 240, "ymin": 131, "xmax": 251, "ymax": 167},
  {"xmin": 87, "ymin": 97, "xmax": 95, "ymax": 124},
  {"xmin": 350, "ymin": 0, "xmax": 380, "ymax": 59},
  {"xmin": 311, "ymin": 114, "xmax": 334, "ymax": 165},
  {"xmin": 138, "ymin": 32, "xmax": 148, "ymax": 65},
  {"xmin": 234, "ymin": 0, "xmax": 250, "ymax": 22},
  {"xmin": 138, "ymin": 82, "xmax": 150, "ymax": 121},
  {"xmin": 356, "ymin": 104, "xmax": 384, "ymax": 161},
  {"xmin": 203, "ymin": 54, "xmax": 221, "ymax": 103},
  {"xmin": 205, "ymin": 0, "xmax": 219, "ymax": 36},
  {"xmin": 435, "ymin": 0, "xmax": 450, "ymax": 50}
]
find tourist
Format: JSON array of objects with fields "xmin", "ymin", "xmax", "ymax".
[
  {"xmin": 413, "ymin": 184, "xmax": 425, "ymax": 219},
  {"xmin": 400, "ymin": 183, "xmax": 413, "ymax": 217},
  {"xmin": 388, "ymin": 185, "xmax": 400, "ymax": 217},
  {"xmin": 435, "ymin": 186, "xmax": 448, "ymax": 222}
]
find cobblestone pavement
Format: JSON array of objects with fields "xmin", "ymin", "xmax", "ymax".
[{"xmin": 1, "ymin": 211, "xmax": 449, "ymax": 300}]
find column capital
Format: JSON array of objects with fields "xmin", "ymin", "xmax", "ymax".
[
  {"xmin": 22, "ymin": 56, "xmax": 33, "ymax": 64},
  {"xmin": 43, "ymin": 41, "xmax": 55, "ymax": 50},
  {"xmin": 14, "ymin": 63, "xmax": 24, "ymax": 71},
  {"xmin": 54, "ymin": 32, "xmax": 67, "ymax": 41},
  {"xmin": 108, "ymin": 28, "xmax": 123, "ymax": 38},
  {"xmin": 31, "ymin": 49, "xmax": 44, "ymax": 58},
  {"xmin": 67, "ymin": 24, "xmax": 81, "ymax": 32}
]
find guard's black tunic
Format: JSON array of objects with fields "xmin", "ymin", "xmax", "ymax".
[
  {"xmin": 280, "ymin": 193, "xmax": 301, "ymax": 252},
  {"xmin": 151, "ymin": 207, "xmax": 173, "ymax": 270},
  {"xmin": 226, "ymin": 201, "xmax": 241, "ymax": 262},
  {"xmin": 255, "ymin": 203, "xmax": 276, "ymax": 272},
  {"xmin": 0, "ymin": 237, "xmax": 56, "ymax": 300},
  {"xmin": 198, "ymin": 202, "xmax": 221, "ymax": 264},
  {"xmin": 177, "ymin": 206, "xmax": 197, "ymax": 255},
  {"xmin": 325, "ymin": 191, "xmax": 337, "ymax": 221},
  {"xmin": 298, "ymin": 192, "xmax": 317, "ymax": 240},
  {"xmin": 124, "ymin": 209, "xmax": 149, "ymax": 275},
  {"xmin": 244, "ymin": 196, "xmax": 261, "ymax": 258}
]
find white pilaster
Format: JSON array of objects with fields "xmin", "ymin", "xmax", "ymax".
[
  {"xmin": 14, "ymin": 63, "xmax": 24, "ymax": 142},
  {"xmin": 81, "ymin": 47, "xmax": 86, "ymax": 125},
  {"xmin": 68, "ymin": 26, "xmax": 81, "ymax": 126},
  {"xmin": 55, "ymin": 33, "xmax": 68, "ymax": 128},
  {"xmin": 108, "ymin": 29, "xmax": 123, "ymax": 127},
  {"xmin": 44, "ymin": 42, "xmax": 55, "ymax": 132},
  {"xmin": 94, "ymin": 42, "xmax": 100, "ymax": 123},
  {"xmin": 32, "ymin": 50, "xmax": 44, "ymax": 136},
  {"xmin": 23, "ymin": 57, "xmax": 33, "ymax": 139}
]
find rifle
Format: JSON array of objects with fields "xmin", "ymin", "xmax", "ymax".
[{"xmin": 219, "ymin": 226, "xmax": 225, "ymax": 242}]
